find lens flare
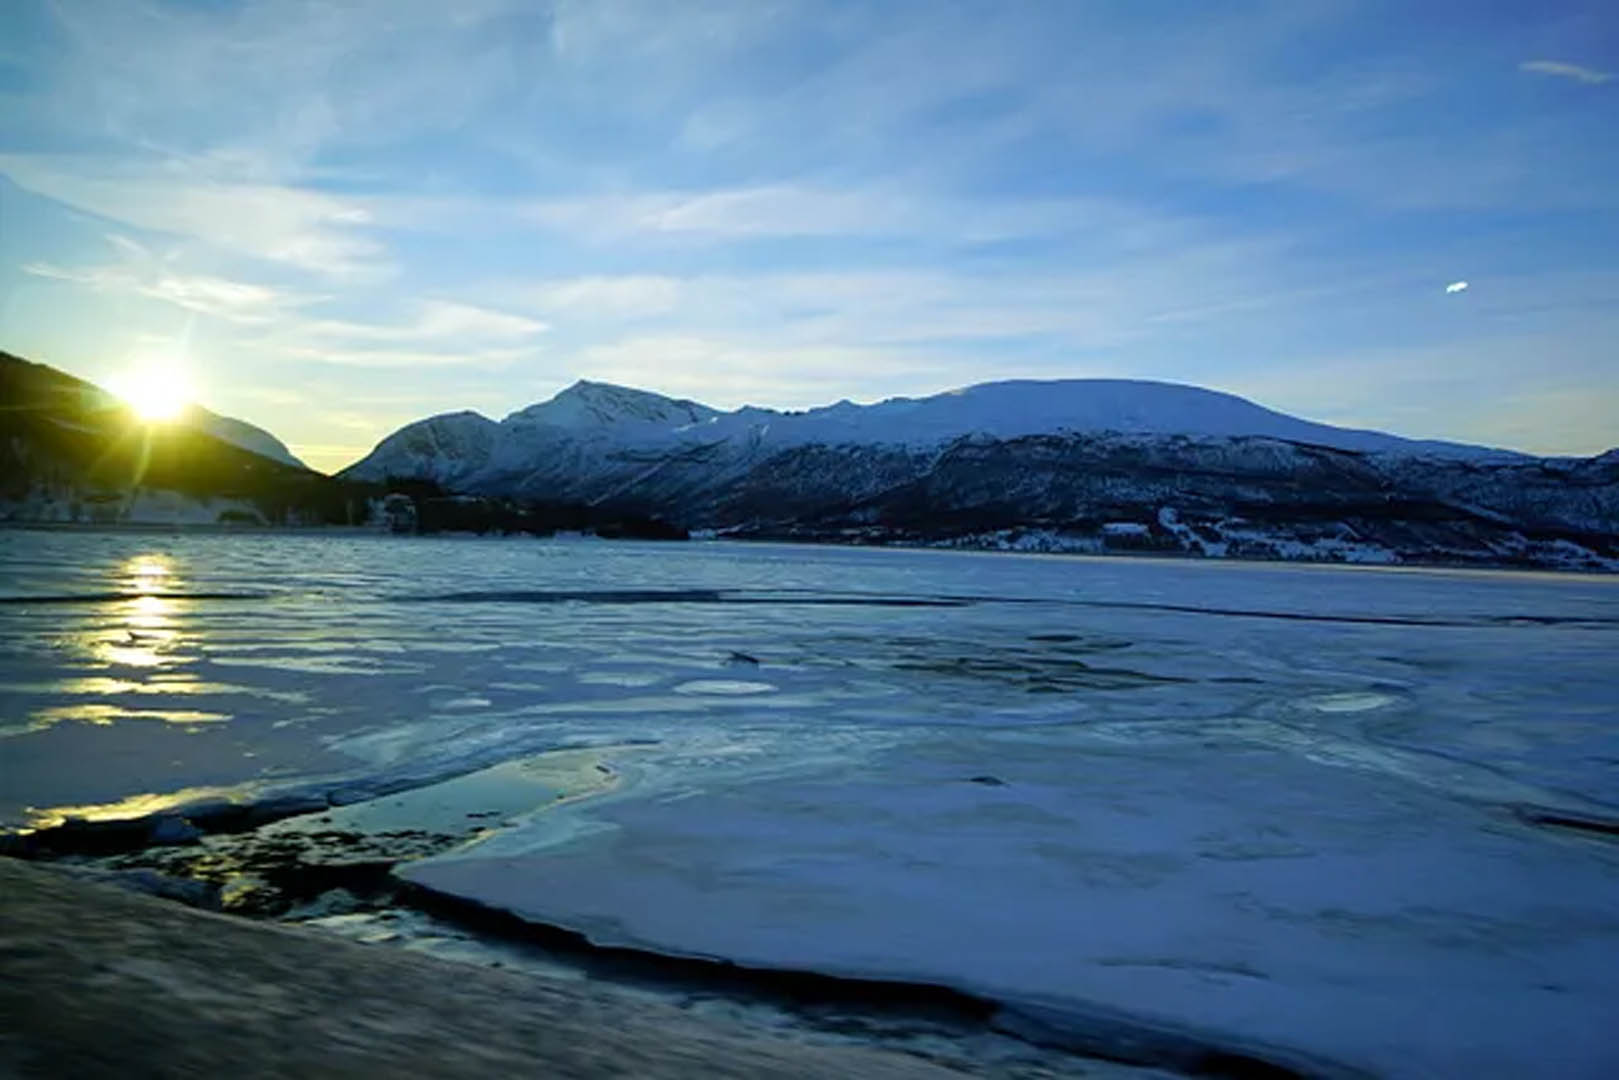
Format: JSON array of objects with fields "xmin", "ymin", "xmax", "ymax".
[{"xmin": 109, "ymin": 360, "xmax": 194, "ymax": 422}]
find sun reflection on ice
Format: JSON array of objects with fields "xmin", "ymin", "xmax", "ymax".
[
  {"xmin": 92, "ymin": 593, "xmax": 189, "ymax": 669},
  {"xmin": 123, "ymin": 553, "xmax": 175, "ymax": 592},
  {"xmin": 80, "ymin": 553, "xmax": 195, "ymax": 669},
  {"xmin": 84, "ymin": 553, "xmax": 203, "ymax": 670},
  {"xmin": 33, "ymin": 553, "xmax": 217, "ymax": 731}
]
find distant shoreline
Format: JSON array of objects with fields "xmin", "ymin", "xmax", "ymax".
[
  {"xmin": 3, "ymin": 519, "xmax": 1612, "ymax": 576},
  {"xmin": 0, "ymin": 520, "xmax": 381, "ymax": 536}
]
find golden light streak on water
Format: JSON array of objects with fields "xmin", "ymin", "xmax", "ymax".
[
  {"xmin": 22, "ymin": 785, "xmax": 244, "ymax": 833},
  {"xmin": 28, "ymin": 703, "xmax": 229, "ymax": 728}
]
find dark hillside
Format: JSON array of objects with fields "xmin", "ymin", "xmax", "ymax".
[{"xmin": 0, "ymin": 351, "xmax": 361, "ymax": 524}]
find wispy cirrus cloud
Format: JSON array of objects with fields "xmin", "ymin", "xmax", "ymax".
[
  {"xmin": 21, "ymin": 247, "xmax": 309, "ymax": 324},
  {"xmin": 0, "ymin": 154, "xmax": 391, "ymax": 281},
  {"xmin": 524, "ymin": 276, "xmax": 685, "ymax": 318},
  {"xmin": 1519, "ymin": 60, "xmax": 1613, "ymax": 86},
  {"xmin": 519, "ymin": 186, "xmax": 1195, "ymax": 247},
  {"xmin": 510, "ymin": 232, "xmax": 1336, "ymax": 361},
  {"xmin": 279, "ymin": 345, "xmax": 537, "ymax": 371},
  {"xmin": 303, "ymin": 301, "xmax": 549, "ymax": 345},
  {"xmin": 261, "ymin": 299, "xmax": 549, "ymax": 375}
]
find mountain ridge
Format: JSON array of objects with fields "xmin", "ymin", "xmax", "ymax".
[
  {"xmin": 186, "ymin": 405, "xmax": 308, "ymax": 469},
  {"xmin": 343, "ymin": 375, "xmax": 1538, "ymax": 487},
  {"xmin": 505, "ymin": 379, "xmax": 720, "ymax": 430},
  {"xmin": 339, "ymin": 375, "xmax": 1617, "ymax": 571}
]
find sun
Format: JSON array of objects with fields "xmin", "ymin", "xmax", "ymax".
[{"xmin": 109, "ymin": 361, "xmax": 195, "ymax": 423}]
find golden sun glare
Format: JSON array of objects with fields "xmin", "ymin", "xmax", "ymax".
[{"xmin": 109, "ymin": 362, "xmax": 194, "ymax": 422}]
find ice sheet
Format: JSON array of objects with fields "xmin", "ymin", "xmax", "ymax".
[{"xmin": 3, "ymin": 531, "xmax": 1617, "ymax": 1075}]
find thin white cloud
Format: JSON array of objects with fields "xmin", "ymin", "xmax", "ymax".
[
  {"xmin": 1519, "ymin": 60, "xmax": 1613, "ymax": 85},
  {"xmin": 528, "ymin": 276, "xmax": 685, "ymax": 318},
  {"xmin": 519, "ymin": 187, "xmax": 1187, "ymax": 247},
  {"xmin": 22, "ymin": 260, "xmax": 300, "ymax": 324},
  {"xmin": 501, "ymin": 235, "xmax": 1322, "ymax": 354},
  {"xmin": 415, "ymin": 301, "xmax": 548, "ymax": 340},
  {"xmin": 1, "ymin": 154, "xmax": 391, "ymax": 281},
  {"xmin": 519, "ymin": 188, "xmax": 903, "ymax": 241},
  {"xmin": 643, "ymin": 186, "xmax": 904, "ymax": 237},
  {"xmin": 281, "ymin": 345, "xmax": 535, "ymax": 370},
  {"xmin": 258, "ymin": 299, "xmax": 548, "ymax": 374},
  {"xmin": 32, "ymin": 0, "xmax": 531, "ymax": 173},
  {"xmin": 1445, "ymin": 280, "xmax": 1469, "ymax": 294},
  {"xmin": 302, "ymin": 301, "xmax": 548, "ymax": 345}
]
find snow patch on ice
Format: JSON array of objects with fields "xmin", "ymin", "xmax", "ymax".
[
  {"xmin": 673, "ymin": 680, "xmax": 777, "ymax": 696},
  {"xmin": 1304, "ymin": 692, "xmax": 1398, "ymax": 713}
]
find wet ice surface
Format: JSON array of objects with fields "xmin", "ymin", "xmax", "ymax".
[{"xmin": 3, "ymin": 530, "xmax": 1619, "ymax": 1076}]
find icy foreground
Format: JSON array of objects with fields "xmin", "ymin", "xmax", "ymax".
[
  {"xmin": 3, "ymin": 532, "xmax": 1618, "ymax": 1076},
  {"xmin": 0, "ymin": 859, "xmax": 977, "ymax": 1080}
]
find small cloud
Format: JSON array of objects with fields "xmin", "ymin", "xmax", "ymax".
[
  {"xmin": 1519, "ymin": 60, "xmax": 1613, "ymax": 85},
  {"xmin": 1445, "ymin": 281, "xmax": 1469, "ymax": 294},
  {"xmin": 529, "ymin": 275, "xmax": 684, "ymax": 318},
  {"xmin": 282, "ymin": 345, "xmax": 533, "ymax": 370},
  {"xmin": 303, "ymin": 301, "xmax": 549, "ymax": 345}
]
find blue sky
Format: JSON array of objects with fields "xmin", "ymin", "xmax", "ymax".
[{"xmin": 1, "ymin": 0, "xmax": 1615, "ymax": 471}]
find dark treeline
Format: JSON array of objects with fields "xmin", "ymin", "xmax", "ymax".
[{"xmin": 381, "ymin": 477, "xmax": 686, "ymax": 540}]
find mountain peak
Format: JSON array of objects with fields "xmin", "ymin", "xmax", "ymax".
[
  {"xmin": 557, "ymin": 378, "xmax": 619, "ymax": 397},
  {"xmin": 510, "ymin": 379, "xmax": 718, "ymax": 429},
  {"xmin": 336, "ymin": 409, "xmax": 498, "ymax": 485}
]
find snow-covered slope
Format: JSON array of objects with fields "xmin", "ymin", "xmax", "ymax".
[
  {"xmin": 506, "ymin": 379, "xmax": 718, "ymax": 432},
  {"xmin": 185, "ymin": 407, "xmax": 308, "ymax": 469},
  {"xmin": 339, "ymin": 410, "xmax": 500, "ymax": 488},
  {"xmin": 475, "ymin": 382, "xmax": 721, "ymax": 492},
  {"xmin": 701, "ymin": 379, "xmax": 1515, "ymax": 459}
]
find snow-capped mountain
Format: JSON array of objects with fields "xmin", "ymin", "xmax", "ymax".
[
  {"xmin": 506, "ymin": 380, "xmax": 719, "ymax": 431},
  {"xmin": 344, "ymin": 377, "xmax": 1509, "ymax": 485},
  {"xmin": 695, "ymin": 378, "xmax": 1513, "ymax": 458},
  {"xmin": 341, "ymin": 377, "xmax": 1618, "ymax": 570}
]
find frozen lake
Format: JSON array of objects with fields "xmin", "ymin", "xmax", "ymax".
[{"xmin": 3, "ymin": 530, "xmax": 1618, "ymax": 1076}]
